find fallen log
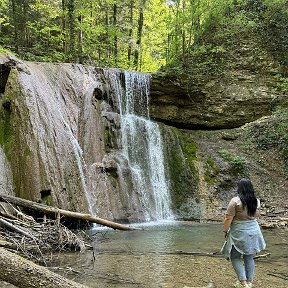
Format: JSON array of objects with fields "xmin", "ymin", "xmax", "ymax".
[
  {"xmin": 0, "ymin": 194, "xmax": 138, "ymax": 231},
  {"xmin": 0, "ymin": 247, "xmax": 89, "ymax": 288}
]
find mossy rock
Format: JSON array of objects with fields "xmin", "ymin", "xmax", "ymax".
[{"xmin": 159, "ymin": 124, "xmax": 200, "ymax": 217}]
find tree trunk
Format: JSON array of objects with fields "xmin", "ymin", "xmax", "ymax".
[
  {"xmin": 0, "ymin": 247, "xmax": 89, "ymax": 288},
  {"xmin": 103, "ymin": 4, "xmax": 110, "ymax": 61},
  {"xmin": 0, "ymin": 217, "xmax": 35, "ymax": 239},
  {"xmin": 113, "ymin": 3, "xmax": 118, "ymax": 64},
  {"xmin": 78, "ymin": 13, "xmax": 83, "ymax": 63},
  {"xmin": 10, "ymin": 0, "xmax": 19, "ymax": 52},
  {"xmin": 127, "ymin": 0, "xmax": 134, "ymax": 65},
  {"xmin": 62, "ymin": 0, "xmax": 68, "ymax": 56},
  {"xmin": 0, "ymin": 194, "xmax": 139, "ymax": 231},
  {"xmin": 67, "ymin": 0, "xmax": 76, "ymax": 61},
  {"xmin": 134, "ymin": 0, "xmax": 145, "ymax": 69},
  {"xmin": 181, "ymin": 0, "xmax": 186, "ymax": 60}
]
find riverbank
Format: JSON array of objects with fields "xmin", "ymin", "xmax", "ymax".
[{"xmin": 0, "ymin": 253, "xmax": 287, "ymax": 288}]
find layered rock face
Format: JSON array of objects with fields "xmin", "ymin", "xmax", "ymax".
[
  {"xmin": 149, "ymin": 40, "xmax": 288, "ymax": 129},
  {"xmin": 0, "ymin": 55, "xmax": 106, "ymax": 213},
  {"xmin": 150, "ymin": 75, "xmax": 281, "ymax": 129}
]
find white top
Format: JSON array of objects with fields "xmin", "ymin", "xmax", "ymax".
[{"xmin": 226, "ymin": 196, "xmax": 260, "ymax": 220}]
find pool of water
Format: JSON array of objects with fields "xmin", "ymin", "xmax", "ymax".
[
  {"xmin": 92, "ymin": 221, "xmax": 223, "ymax": 254},
  {"xmin": 50, "ymin": 221, "xmax": 288, "ymax": 288}
]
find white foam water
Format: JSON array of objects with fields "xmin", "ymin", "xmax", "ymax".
[{"xmin": 108, "ymin": 70, "xmax": 173, "ymax": 221}]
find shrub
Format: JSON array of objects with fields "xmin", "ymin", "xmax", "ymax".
[{"xmin": 219, "ymin": 149, "xmax": 246, "ymax": 173}]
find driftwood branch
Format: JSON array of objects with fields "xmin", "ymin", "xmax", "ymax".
[
  {"xmin": 183, "ymin": 280, "xmax": 215, "ymax": 288},
  {"xmin": 0, "ymin": 247, "xmax": 89, "ymax": 288},
  {"xmin": 0, "ymin": 217, "xmax": 35, "ymax": 239},
  {"xmin": 0, "ymin": 239, "xmax": 17, "ymax": 250},
  {"xmin": 253, "ymin": 253, "xmax": 271, "ymax": 259},
  {"xmin": 0, "ymin": 194, "xmax": 138, "ymax": 231},
  {"xmin": 0, "ymin": 210, "xmax": 19, "ymax": 220},
  {"xmin": 267, "ymin": 272, "xmax": 288, "ymax": 280},
  {"xmin": 174, "ymin": 250, "xmax": 220, "ymax": 257}
]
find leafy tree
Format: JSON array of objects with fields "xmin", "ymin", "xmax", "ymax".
[
  {"xmin": 0, "ymin": 0, "xmax": 287, "ymax": 73},
  {"xmin": 28, "ymin": 0, "xmax": 64, "ymax": 61},
  {"xmin": 141, "ymin": 0, "xmax": 169, "ymax": 71},
  {"xmin": 0, "ymin": 0, "xmax": 9, "ymax": 45}
]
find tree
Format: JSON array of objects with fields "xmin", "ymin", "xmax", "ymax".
[
  {"xmin": 127, "ymin": 0, "xmax": 134, "ymax": 65},
  {"xmin": 1, "ymin": 0, "xmax": 285, "ymax": 72},
  {"xmin": 66, "ymin": 0, "xmax": 76, "ymax": 61},
  {"xmin": 134, "ymin": 0, "xmax": 145, "ymax": 69}
]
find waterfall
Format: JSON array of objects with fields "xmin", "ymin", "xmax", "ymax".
[
  {"xmin": 110, "ymin": 70, "xmax": 173, "ymax": 221},
  {"xmin": 1, "ymin": 59, "xmax": 173, "ymax": 222},
  {"xmin": 62, "ymin": 120, "xmax": 95, "ymax": 215}
]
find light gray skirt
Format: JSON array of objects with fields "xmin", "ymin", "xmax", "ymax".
[{"xmin": 221, "ymin": 219, "xmax": 266, "ymax": 260}]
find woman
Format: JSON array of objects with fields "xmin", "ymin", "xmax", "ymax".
[{"xmin": 221, "ymin": 178, "xmax": 266, "ymax": 288}]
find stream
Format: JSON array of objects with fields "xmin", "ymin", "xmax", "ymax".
[{"xmin": 50, "ymin": 222, "xmax": 288, "ymax": 288}]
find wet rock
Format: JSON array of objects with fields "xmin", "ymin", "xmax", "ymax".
[{"xmin": 0, "ymin": 148, "xmax": 14, "ymax": 196}]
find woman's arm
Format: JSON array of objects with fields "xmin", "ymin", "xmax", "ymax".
[{"xmin": 223, "ymin": 215, "xmax": 234, "ymax": 238}]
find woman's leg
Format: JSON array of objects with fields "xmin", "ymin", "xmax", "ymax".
[
  {"xmin": 230, "ymin": 246, "xmax": 247, "ymax": 285},
  {"xmin": 243, "ymin": 254, "xmax": 255, "ymax": 283}
]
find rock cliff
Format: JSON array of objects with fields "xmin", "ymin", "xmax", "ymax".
[
  {"xmin": 150, "ymin": 38, "xmax": 288, "ymax": 129},
  {"xmin": 0, "ymin": 54, "xmax": 138, "ymax": 221}
]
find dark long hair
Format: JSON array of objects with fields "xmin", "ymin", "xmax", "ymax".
[{"xmin": 237, "ymin": 178, "xmax": 258, "ymax": 216}]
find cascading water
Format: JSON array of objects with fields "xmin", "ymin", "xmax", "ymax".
[
  {"xmin": 62, "ymin": 120, "xmax": 95, "ymax": 215},
  {"xmin": 111, "ymin": 70, "xmax": 173, "ymax": 221},
  {"xmin": 1, "ymin": 57, "xmax": 173, "ymax": 222}
]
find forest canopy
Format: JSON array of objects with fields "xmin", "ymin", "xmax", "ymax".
[{"xmin": 0, "ymin": 0, "xmax": 287, "ymax": 72}]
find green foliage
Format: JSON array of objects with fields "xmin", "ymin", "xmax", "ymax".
[
  {"xmin": 163, "ymin": 0, "xmax": 288, "ymax": 77},
  {"xmin": 218, "ymin": 149, "xmax": 246, "ymax": 173},
  {"xmin": 0, "ymin": 0, "xmax": 287, "ymax": 73},
  {"xmin": 241, "ymin": 108, "xmax": 288, "ymax": 171},
  {"xmin": 274, "ymin": 74, "xmax": 288, "ymax": 92},
  {"xmin": 204, "ymin": 155, "xmax": 220, "ymax": 185},
  {"xmin": 261, "ymin": 0, "xmax": 288, "ymax": 69},
  {"xmin": 246, "ymin": 109, "xmax": 288, "ymax": 151},
  {"xmin": 0, "ymin": 46, "xmax": 14, "ymax": 55},
  {"xmin": 140, "ymin": 0, "xmax": 169, "ymax": 71}
]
